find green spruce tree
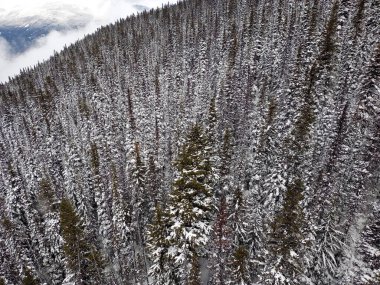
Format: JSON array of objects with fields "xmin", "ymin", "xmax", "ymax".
[
  {"xmin": 60, "ymin": 197, "xmax": 103, "ymax": 284},
  {"xmin": 263, "ymin": 179, "xmax": 306, "ymax": 285},
  {"xmin": 166, "ymin": 123, "xmax": 214, "ymax": 284},
  {"xmin": 147, "ymin": 202, "xmax": 171, "ymax": 284}
]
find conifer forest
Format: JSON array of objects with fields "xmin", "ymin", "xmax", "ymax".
[{"xmin": 0, "ymin": 0, "xmax": 379, "ymax": 284}]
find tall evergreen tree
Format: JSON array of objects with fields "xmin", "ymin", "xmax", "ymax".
[
  {"xmin": 147, "ymin": 202, "xmax": 171, "ymax": 284},
  {"xmin": 208, "ymin": 195, "xmax": 232, "ymax": 285},
  {"xmin": 59, "ymin": 197, "xmax": 103, "ymax": 284},
  {"xmin": 166, "ymin": 124, "xmax": 213, "ymax": 284},
  {"xmin": 262, "ymin": 179, "xmax": 307, "ymax": 285}
]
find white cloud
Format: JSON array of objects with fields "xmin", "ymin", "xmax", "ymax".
[
  {"xmin": 0, "ymin": 26, "xmax": 96, "ymax": 82},
  {"xmin": 0, "ymin": 0, "xmax": 178, "ymax": 83},
  {"xmin": 1, "ymin": 0, "xmax": 175, "ymax": 22}
]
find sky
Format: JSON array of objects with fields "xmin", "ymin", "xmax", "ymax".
[{"xmin": 0, "ymin": 0, "xmax": 178, "ymax": 83}]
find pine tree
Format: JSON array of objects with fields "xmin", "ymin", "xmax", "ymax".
[
  {"xmin": 130, "ymin": 142, "xmax": 147, "ymax": 238},
  {"xmin": 228, "ymin": 187, "xmax": 253, "ymax": 284},
  {"xmin": 129, "ymin": 142, "xmax": 150, "ymax": 284},
  {"xmin": 60, "ymin": 197, "xmax": 85, "ymax": 273},
  {"xmin": 318, "ymin": 0, "xmax": 339, "ymax": 69},
  {"xmin": 356, "ymin": 43, "xmax": 380, "ymax": 123},
  {"xmin": 147, "ymin": 202, "xmax": 171, "ymax": 284},
  {"xmin": 166, "ymin": 124, "xmax": 213, "ymax": 283},
  {"xmin": 208, "ymin": 195, "xmax": 232, "ymax": 285},
  {"xmin": 145, "ymin": 155, "xmax": 160, "ymax": 212},
  {"xmin": 207, "ymin": 96, "xmax": 218, "ymax": 149},
  {"xmin": 110, "ymin": 164, "xmax": 132, "ymax": 283},
  {"xmin": 358, "ymin": 201, "xmax": 380, "ymax": 284},
  {"xmin": 59, "ymin": 197, "xmax": 103, "ymax": 284},
  {"xmin": 187, "ymin": 254, "xmax": 201, "ymax": 285},
  {"xmin": 22, "ymin": 268, "xmax": 39, "ymax": 285},
  {"xmin": 37, "ymin": 177, "xmax": 65, "ymax": 284},
  {"xmin": 230, "ymin": 245, "xmax": 250, "ymax": 285},
  {"xmin": 219, "ymin": 128, "xmax": 233, "ymax": 197},
  {"xmin": 262, "ymin": 178, "xmax": 307, "ymax": 285}
]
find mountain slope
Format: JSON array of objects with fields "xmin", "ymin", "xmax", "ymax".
[{"xmin": 0, "ymin": 0, "xmax": 379, "ymax": 284}]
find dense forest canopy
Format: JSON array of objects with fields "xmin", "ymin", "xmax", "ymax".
[{"xmin": 0, "ymin": 0, "xmax": 379, "ymax": 284}]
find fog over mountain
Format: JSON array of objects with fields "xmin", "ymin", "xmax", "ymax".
[{"xmin": 0, "ymin": 0, "xmax": 178, "ymax": 82}]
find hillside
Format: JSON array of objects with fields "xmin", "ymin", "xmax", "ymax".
[{"xmin": 0, "ymin": 0, "xmax": 379, "ymax": 284}]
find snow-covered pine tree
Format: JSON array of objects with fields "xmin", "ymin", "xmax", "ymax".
[
  {"xmin": 228, "ymin": 186, "xmax": 252, "ymax": 284},
  {"xmin": 261, "ymin": 179, "xmax": 307, "ymax": 285},
  {"xmin": 357, "ymin": 200, "xmax": 380, "ymax": 284},
  {"xmin": 208, "ymin": 195, "xmax": 232, "ymax": 285},
  {"xmin": 59, "ymin": 197, "xmax": 104, "ymax": 284},
  {"xmin": 166, "ymin": 123, "xmax": 213, "ymax": 284},
  {"xmin": 147, "ymin": 202, "xmax": 172, "ymax": 284}
]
